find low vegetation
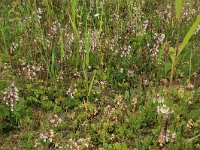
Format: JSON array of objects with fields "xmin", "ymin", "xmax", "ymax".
[{"xmin": 0, "ymin": 0, "xmax": 200, "ymax": 149}]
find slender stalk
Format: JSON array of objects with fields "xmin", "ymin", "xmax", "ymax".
[{"xmin": 168, "ymin": 20, "xmax": 181, "ymax": 102}]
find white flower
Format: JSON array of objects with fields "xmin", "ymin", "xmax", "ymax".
[
  {"xmin": 94, "ymin": 13, "xmax": 99, "ymax": 17},
  {"xmin": 157, "ymin": 104, "xmax": 172, "ymax": 116}
]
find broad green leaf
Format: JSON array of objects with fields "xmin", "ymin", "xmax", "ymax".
[
  {"xmin": 175, "ymin": 0, "xmax": 182, "ymax": 20},
  {"xmin": 178, "ymin": 15, "xmax": 200, "ymax": 57}
]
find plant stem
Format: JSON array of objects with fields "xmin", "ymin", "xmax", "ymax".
[{"xmin": 168, "ymin": 19, "xmax": 181, "ymax": 102}]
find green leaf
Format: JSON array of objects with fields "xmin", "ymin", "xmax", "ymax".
[
  {"xmin": 178, "ymin": 15, "xmax": 200, "ymax": 57},
  {"xmin": 0, "ymin": 80, "xmax": 8, "ymax": 88},
  {"xmin": 114, "ymin": 142, "xmax": 121, "ymax": 150},
  {"xmin": 175, "ymin": 0, "xmax": 182, "ymax": 20},
  {"xmin": 121, "ymin": 143, "xmax": 128, "ymax": 150}
]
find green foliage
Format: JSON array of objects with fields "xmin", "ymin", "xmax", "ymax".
[
  {"xmin": 0, "ymin": 0, "xmax": 200, "ymax": 149},
  {"xmin": 178, "ymin": 15, "xmax": 200, "ymax": 57}
]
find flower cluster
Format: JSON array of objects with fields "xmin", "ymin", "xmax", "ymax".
[
  {"xmin": 3, "ymin": 82, "xmax": 19, "ymax": 111},
  {"xmin": 9, "ymin": 42, "xmax": 18, "ymax": 56},
  {"xmin": 160, "ymin": 78, "xmax": 168, "ymax": 85},
  {"xmin": 34, "ymin": 139, "xmax": 41, "ymax": 148},
  {"xmin": 150, "ymin": 33, "xmax": 165, "ymax": 61},
  {"xmin": 120, "ymin": 45, "xmax": 131, "ymax": 58},
  {"xmin": 157, "ymin": 104, "xmax": 173, "ymax": 117},
  {"xmin": 187, "ymin": 119, "xmax": 194, "ymax": 130},
  {"xmin": 32, "ymin": 8, "xmax": 43, "ymax": 22},
  {"xmin": 104, "ymin": 105, "xmax": 118, "ymax": 121},
  {"xmin": 18, "ymin": 60, "xmax": 43, "ymax": 81},
  {"xmin": 114, "ymin": 95, "xmax": 128, "ymax": 111},
  {"xmin": 48, "ymin": 21, "xmax": 61, "ymax": 40},
  {"xmin": 106, "ymin": 35, "xmax": 119, "ymax": 52},
  {"xmin": 194, "ymin": 25, "xmax": 200, "ymax": 35},
  {"xmin": 142, "ymin": 20, "xmax": 149, "ymax": 32},
  {"xmin": 158, "ymin": 129, "xmax": 176, "ymax": 147},
  {"xmin": 178, "ymin": 86, "xmax": 184, "ymax": 99},
  {"xmin": 63, "ymin": 28, "xmax": 75, "ymax": 57},
  {"xmin": 154, "ymin": 95, "xmax": 173, "ymax": 117},
  {"xmin": 153, "ymin": 95, "xmax": 164, "ymax": 104},
  {"xmin": 56, "ymin": 71, "xmax": 64, "ymax": 82},
  {"xmin": 90, "ymin": 30, "xmax": 100, "ymax": 52},
  {"xmin": 181, "ymin": 2, "xmax": 197, "ymax": 22},
  {"xmin": 165, "ymin": 130, "xmax": 176, "ymax": 142},
  {"xmin": 143, "ymin": 79, "xmax": 149, "ymax": 87},
  {"xmin": 186, "ymin": 80, "xmax": 194, "ymax": 91},
  {"xmin": 156, "ymin": 4, "xmax": 172, "ymax": 24},
  {"xmin": 49, "ymin": 114, "xmax": 62, "ymax": 127},
  {"xmin": 132, "ymin": 97, "xmax": 138, "ymax": 113},
  {"xmin": 66, "ymin": 85, "xmax": 77, "ymax": 98},
  {"xmin": 66, "ymin": 138, "xmax": 91, "ymax": 150},
  {"xmin": 40, "ymin": 129, "xmax": 54, "ymax": 143}
]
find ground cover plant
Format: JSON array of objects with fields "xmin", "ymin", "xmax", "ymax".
[{"xmin": 0, "ymin": 0, "xmax": 200, "ymax": 149}]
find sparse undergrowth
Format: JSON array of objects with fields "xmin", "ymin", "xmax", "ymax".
[{"xmin": 0, "ymin": 0, "xmax": 200, "ymax": 149}]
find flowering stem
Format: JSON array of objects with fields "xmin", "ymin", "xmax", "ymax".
[{"xmin": 168, "ymin": 18, "xmax": 181, "ymax": 103}]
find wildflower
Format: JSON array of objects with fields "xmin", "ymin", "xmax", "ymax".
[
  {"xmin": 186, "ymin": 82, "xmax": 194, "ymax": 91},
  {"xmin": 157, "ymin": 104, "xmax": 173, "ymax": 116},
  {"xmin": 119, "ymin": 68, "xmax": 124, "ymax": 73},
  {"xmin": 18, "ymin": 60, "xmax": 43, "ymax": 81},
  {"xmin": 34, "ymin": 139, "xmax": 41, "ymax": 148},
  {"xmin": 98, "ymin": 81, "xmax": 107, "ymax": 86},
  {"xmin": 194, "ymin": 25, "xmax": 200, "ymax": 35},
  {"xmin": 67, "ymin": 138, "xmax": 90, "ymax": 150},
  {"xmin": 160, "ymin": 78, "xmax": 168, "ymax": 85},
  {"xmin": 187, "ymin": 119, "xmax": 194, "ymax": 130},
  {"xmin": 49, "ymin": 114, "xmax": 62, "ymax": 127},
  {"xmin": 94, "ymin": 13, "xmax": 99, "ymax": 17},
  {"xmin": 3, "ymin": 82, "xmax": 19, "ymax": 112},
  {"xmin": 66, "ymin": 86, "xmax": 77, "ymax": 98},
  {"xmin": 143, "ymin": 79, "xmax": 149, "ymax": 87},
  {"xmin": 178, "ymin": 87, "xmax": 184, "ymax": 98},
  {"xmin": 55, "ymin": 142, "xmax": 62, "ymax": 149},
  {"xmin": 141, "ymin": 20, "xmax": 149, "ymax": 32},
  {"xmin": 165, "ymin": 130, "xmax": 176, "ymax": 142},
  {"xmin": 127, "ymin": 69, "xmax": 134, "ymax": 77},
  {"xmin": 9, "ymin": 42, "xmax": 18, "ymax": 56},
  {"xmin": 158, "ymin": 129, "xmax": 176, "ymax": 147},
  {"xmin": 150, "ymin": 33, "xmax": 165, "ymax": 60},
  {"xmin": 120, "ymin": 45, "xmax": 131, "ymax": 58},
  {"xmin": 132, "ymin": 97, "xmax": 138, "ymax": 112},
  {"xmin": 40, "ymin": 129, "xmax": 54, "ymax": 143},
  {"xmin": 158, "ymin": 130, "xmax": 165, "ymax": 147}
]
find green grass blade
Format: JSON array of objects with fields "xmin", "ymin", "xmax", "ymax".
[
  {"xmin": 59, "ymin": 28, "xmax": 65, "ymax": 63},
  {"xmin": 178, "ymin": 15, "xmax": 200, "ymax": 57},
  {"xmin": 85, "ymin": 18, "xmax": 90, "ymax": 67},
  {"xmin": 51, "ymin": 50, "xmax": 55, "ymax": 78},
  {"xmin": 71, "ymin": 0, "xmax": 78, "ymax": 22},
  {"xmin": 175, "ymin": 0, "xmax": 182, "ymax": 20},
  {"xmin": 88, "ymin": 70, "xmax": 97, "ymax": 97},
  {"xmin": 69, "ymin": 14, "xmax": 80, "ymax": 41}
]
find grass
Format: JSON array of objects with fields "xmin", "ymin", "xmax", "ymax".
[{"xmin": 0, "ymin": 0, "xmax": 200, "ymax": 149}]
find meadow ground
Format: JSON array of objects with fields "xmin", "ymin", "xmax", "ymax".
[{"xmin": 0, "ymin": 0, "xmax": 200, "ymax": 149}]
